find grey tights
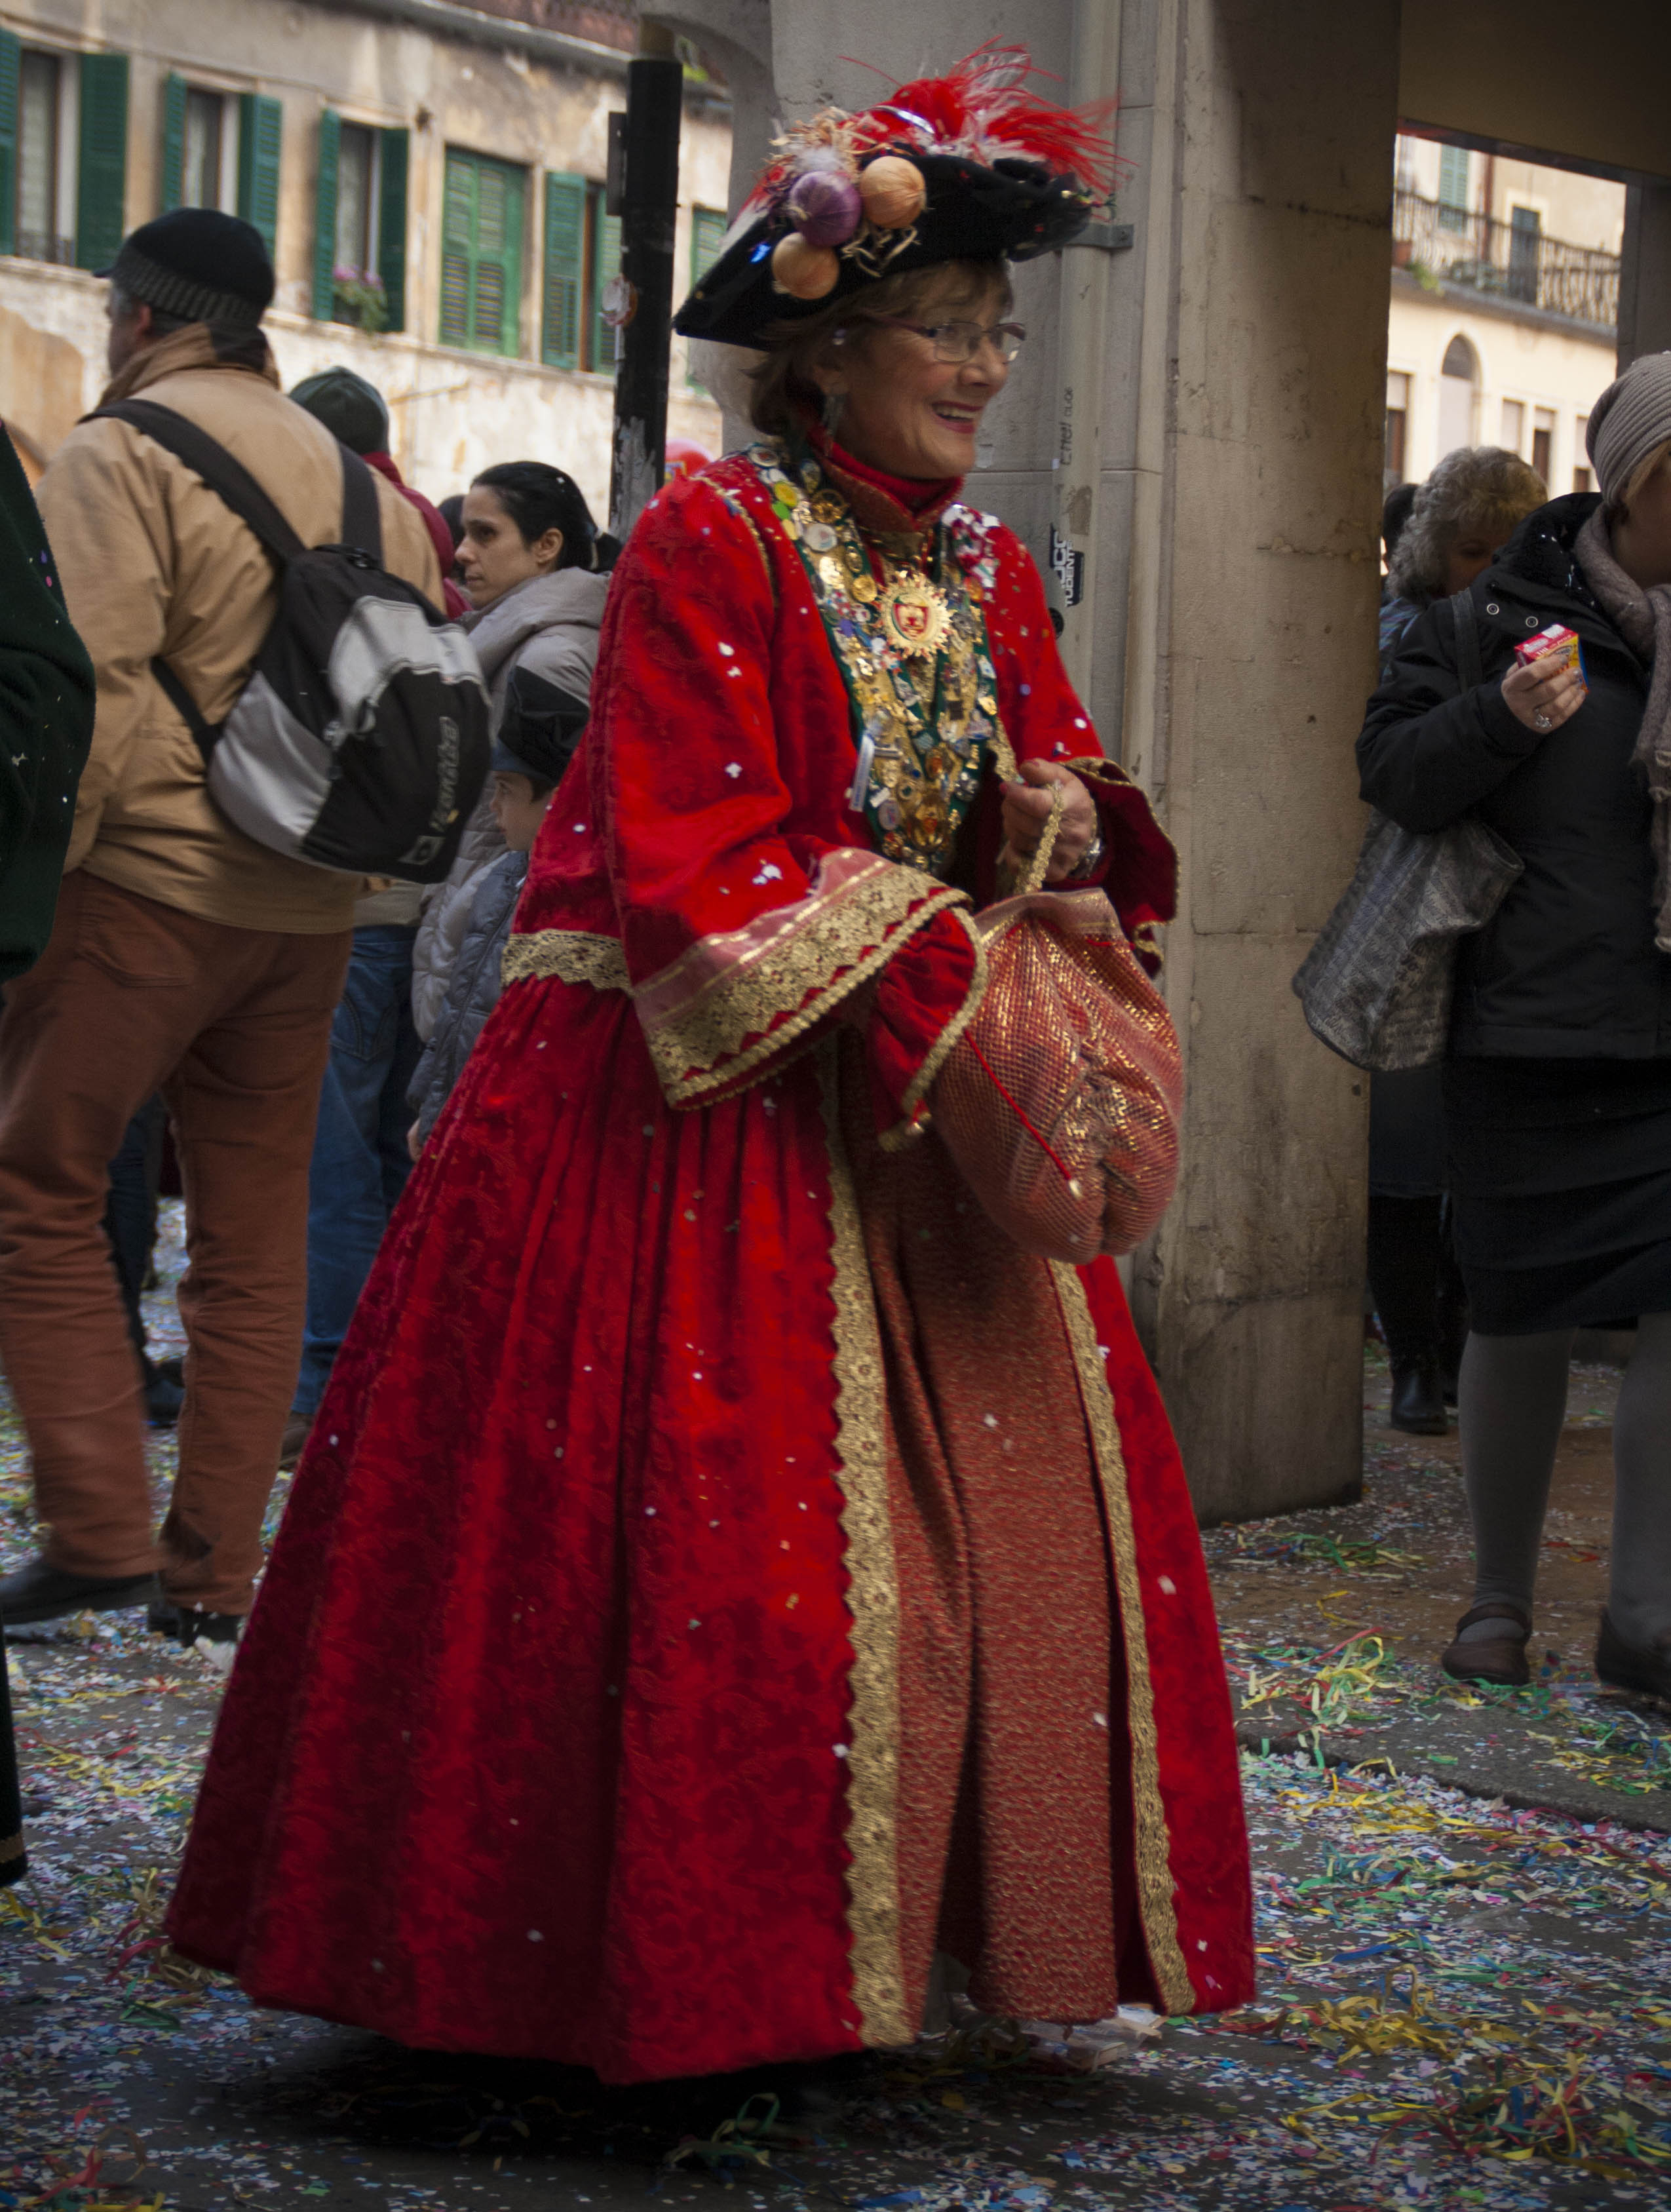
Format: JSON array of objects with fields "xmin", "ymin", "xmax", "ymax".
[{"xmin": 1457, "ymin": 1311, "xmax": 1671, "ymax": 1648}]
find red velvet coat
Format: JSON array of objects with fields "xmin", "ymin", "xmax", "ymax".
[{"xmin": 166, "ymin": 444, "xmax": 1254, "ymax": 2083}]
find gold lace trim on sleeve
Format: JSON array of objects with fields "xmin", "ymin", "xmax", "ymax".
[
  {"xmin": 642, "ymin": 863, "xmax": 969, "ymax": 1107},
  {"xmin": 501, "ymin": 930, "xmax": 630, "ymax": 992},
  {"xmin": 1050, "ymin": 1260, "xmax": 1195, "ymax": 2014}
]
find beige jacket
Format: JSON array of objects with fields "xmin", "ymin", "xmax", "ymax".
[{"xmin": 37, "ymin": 327, "xmax": 443, "ymax": 935}]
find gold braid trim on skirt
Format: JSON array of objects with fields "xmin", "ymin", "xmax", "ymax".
[
  {"xmin": 817, "ymin": 1038, "xmax": 911, "ymax": 2046},
  {"xmin": 501, "ymin": 931, "xmax": 631, "ymax": 993},
  {"xmin": 1049, "ymin": 1260, "xmax": 1194, "ymax": 2013}
]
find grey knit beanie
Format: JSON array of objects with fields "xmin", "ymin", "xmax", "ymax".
[{"xmin": 1586, "ymin": 351, "xmax": 1671, "ymax": 508}]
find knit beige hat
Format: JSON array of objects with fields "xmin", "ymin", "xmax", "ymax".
[{"xmin": 1586, "ymin": 351, "xmax": 1671, "ymax": 507}]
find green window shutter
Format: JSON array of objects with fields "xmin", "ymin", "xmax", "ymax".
[
  {"xmin": 687, "ymin": 205, "xmax": 727, "ymax": 386},
  {"xmin": 0, "ymin": 33, "xmax": 19, "ymax": 260},
  {"xmin": 473, "ymin": 158, "xmax": 522, "ymax": 356},
  {"xmin": 377, "ymin": 127, "xmax": 408, "ymax": 332},
  {"xmin": 441, "ymin": 151, "xmax": 522, "ymax": 357},
  {"xmin": 75, "ymin": 52, "xmax": 128, "ymax": 273},
  {"xmin": 690, "ymin": 204, "xmax": 726, "ymax": 287},
  {"xmin": 440, "ymin": 150, "xmax": 473, "ymax": 346},
  {"xmin": 237, "ymin": 92, "xmax": 281, "ymax": 259},
  {"xmin": 589, "ymin": 192, "xmax": 620, "ymax": 374},
  {"xmin": 160, "ymin": 73, "xmax": 186, "ymax": 213},
  {"xmin": 541, "ymin": 171, "xmax": 585, "ymax": 368},
  {"xmin": 311, "ymin": 108, "xmax": 339, "ymax": 319}
]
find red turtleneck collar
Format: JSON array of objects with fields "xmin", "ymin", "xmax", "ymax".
[{"xmin": 805, "ymin": 421, "xmax": 961, "ymax": 536}]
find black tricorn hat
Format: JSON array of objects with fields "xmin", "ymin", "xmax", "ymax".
[
  {"xmin": 673, "ymin": 44, "xmax": 1113, "ymax": 350},
  {"xmin": 676, "ymin": 153, "xmax": 1092, "ymax": 348}
]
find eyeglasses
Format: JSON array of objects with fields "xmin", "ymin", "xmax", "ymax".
[{"xmin": 868, "ymin": 316, "xmax": 1028, "ymax": 365}]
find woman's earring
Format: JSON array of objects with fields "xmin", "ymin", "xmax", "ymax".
[{"xmin": 822, "ymin": 389, "xmax": 845, "ymax": 434}]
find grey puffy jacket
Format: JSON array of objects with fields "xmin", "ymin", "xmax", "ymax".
[
  {"xmin": 411, "ymin": 566, "xmax": 607, "ymax": 1039},
  {"xmin": 408, "ymin": 849, "xmax": 527, "ymax": 1141}
]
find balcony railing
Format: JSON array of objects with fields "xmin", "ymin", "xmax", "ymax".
[{"xmin": 1392, "ymin": 187, "xmax": 1619, "ymax": 332}]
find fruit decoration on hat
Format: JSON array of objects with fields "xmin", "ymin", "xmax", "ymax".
[{"xmin": 674, "ymin": 43, "xmax": 1121, "ymax": 347}]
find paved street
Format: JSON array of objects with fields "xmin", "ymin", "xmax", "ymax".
[{"xmin": 4, "ymin": 1223, "xmax": 1670, "ymax": 2209}]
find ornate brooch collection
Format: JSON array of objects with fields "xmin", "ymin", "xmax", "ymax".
[{"xmin": 746, "ymin": 442, "xmax": 1006, "ymax": 880}]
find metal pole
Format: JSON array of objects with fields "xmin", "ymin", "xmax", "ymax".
[{"xmin": 607, "ymin": 50, "xmax": 683, "ymax": 544}]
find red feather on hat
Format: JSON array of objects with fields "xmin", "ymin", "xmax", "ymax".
[{"xmin": 758, "ymin": 42, "xmax": 1119, "ymax": 205}]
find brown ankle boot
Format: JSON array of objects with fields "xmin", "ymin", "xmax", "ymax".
[{"xmin": 1441, "ymin": 1601, "xmax": 1531, "ymax": 1688}]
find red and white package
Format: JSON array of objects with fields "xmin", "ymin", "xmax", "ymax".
[{"xmin": 1513, "ymin": 622, "xmax": 1587, "ymax": 694}]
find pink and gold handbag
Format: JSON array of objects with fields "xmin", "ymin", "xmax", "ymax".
[{"xmin": 931, "ymin": 794, "xmax": 1183, "ymax": 1266}]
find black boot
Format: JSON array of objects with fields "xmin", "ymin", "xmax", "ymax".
[
  {"xmin": 0, "ymin": 1557, "xmax": 159, "ymax": 1625},
  {"xmin": 1389, "ymin": 1357, "xmax": 1448, "ymax": 1435}
]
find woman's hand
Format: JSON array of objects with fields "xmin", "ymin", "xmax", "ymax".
[
  {"xmin": 1501, "ymin": 653, "xmax": 1585, "ymax": 737},
  {"xmin": 1000, "ymin": 762, "xmax": 1098, "ymax": 883},
  {"xmin": 407, "ymin": 1120, "xmax": 423, "ymax": 1163}
]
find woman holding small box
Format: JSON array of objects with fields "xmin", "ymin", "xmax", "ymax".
[{"xmin": 1358, "ymin": 353, "xmax": 1671, "ymax": 1698}]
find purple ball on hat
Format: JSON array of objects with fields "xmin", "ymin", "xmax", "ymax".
[{"xmin": 786, "ymin": 170, "xmax": 862, "ymax": 248}]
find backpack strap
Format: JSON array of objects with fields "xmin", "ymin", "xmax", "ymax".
[
  {"xmin": 148, "ymin": 655, "xmax": 218, "ymax": 769},
  {"xmin": 1448, "ymin": 584, "xmax": 1484, "ymax": 691},
  {"xmin": 93, "ymin": 399, "xmax": 307, "ymax": 566},
  {"xmin": 339, "ymin": 446, "xmax": 384, "ymax": 565}
]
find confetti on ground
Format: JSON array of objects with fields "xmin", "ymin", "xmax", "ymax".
[{"xmin": 3, "ymin": 1209, "xmax": 1670, "ymax": 2207}]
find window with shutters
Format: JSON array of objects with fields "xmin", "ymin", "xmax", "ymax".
[
  {"xmin": 586, "ymin": 182, "xmax": 619, "ymax": 374},
  {"xmin": 541, "ymin": 170, "xmax": 585, "ymax": 369},
  {"xmin": 160, "ymin": 80, "xmax": 236, "ymax": 214},
  {"xmin": 334, "ymin": 124, "xmax": 385, "ymax": 329},
  {"xmin": 1437, "ymin": 143, "xmax": 1470, "ymax": 234},
  {"xmin": 0, "ymin": 37, "xmax": 88, "ymax": 265},
  {"xmin": 183, "ymin": 89, "xmax": 224, "ymax": 207},
  {"xmin": 1532, "ymin": 408, "xmax": 1556, "ymax": 486},
  {"xmin": 440, "ymin": 149, "xmax": 524, "ymax": 357},
  {"xmin": 686, "ymin": 204, "xmax": 726, "ymax": 387},
  {"xmin": 1383, "ymin": 370, "xmax": 1409, "ymax": 490},
  {"xmin": 314, "ymin": 115, "xmax": 407, "ymax": 332},
  {"xmin": 18, "ymin": 53, "xmax": 59, "ymax": 262}
]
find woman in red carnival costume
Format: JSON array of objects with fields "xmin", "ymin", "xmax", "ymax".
[{"xmin": 167, "ymin": 47, "xmax": 1255, "ymax": 2082}]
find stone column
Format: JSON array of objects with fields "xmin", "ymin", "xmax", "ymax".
[
  {"xmin": 1117, "ymin": 0, "xmax": 1399, "ymax": 1522},
  {"xmin": 759, "ymin": 0, "xmax": 1402, "ymax": 1523}
]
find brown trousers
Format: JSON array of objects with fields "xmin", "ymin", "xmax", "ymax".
[{"xmin": 0, "ymin": 872, "xmax": 349, "ymax": 1613}]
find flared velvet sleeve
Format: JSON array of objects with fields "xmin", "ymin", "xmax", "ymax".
[{"xmin": 583, "ymin": 476, "xmax": 981, "ymax": 1110}]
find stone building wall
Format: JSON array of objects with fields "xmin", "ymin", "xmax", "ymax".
[{"xmin": 0, "ymin": 0, "xmax": 730, "ymax": 506}]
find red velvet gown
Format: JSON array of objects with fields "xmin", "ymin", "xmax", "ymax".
[{"xmin": 166, "ymin": 435, "xmax": 1254, "ymax": 2084}]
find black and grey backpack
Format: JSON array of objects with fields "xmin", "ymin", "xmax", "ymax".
[{"xmin": 96, "ymin": 398, "xmax": 490, "ymax": 882}]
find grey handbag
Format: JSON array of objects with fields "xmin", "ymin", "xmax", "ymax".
[{"xmin": 1292, "ymin": 589, "xmax": 1524, "ymax": 1072}]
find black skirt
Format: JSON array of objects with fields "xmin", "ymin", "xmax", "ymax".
[
  {"xmin": 1444, "ymin": 1057, "xmax": 1671, "ymax": 1334},
  {"xmin": 1, "ymin": 1652, "xmax": 24, "ymax": 1887}
]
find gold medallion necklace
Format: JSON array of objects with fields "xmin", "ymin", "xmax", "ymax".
[{"xmin": 737, "ymin": 440, "xmax": 1004, "ymax": 878}]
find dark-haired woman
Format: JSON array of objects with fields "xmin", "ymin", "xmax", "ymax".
[{"xmin": 412, "ymin": 462, "xmax": 609, "ymax": 1038}]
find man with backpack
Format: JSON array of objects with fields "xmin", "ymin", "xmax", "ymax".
[{"xmin": 0, "ymin": 209, "xmax": 451, "ymax": 1655}]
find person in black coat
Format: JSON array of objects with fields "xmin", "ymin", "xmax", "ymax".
[
  {"xmin": 0, "ymin": 422, "xmax": 98, "ymax": 1884},
  {"xmin": 1356, "ymin": 351, "xmax": 1671, "ymax": 1699}
]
